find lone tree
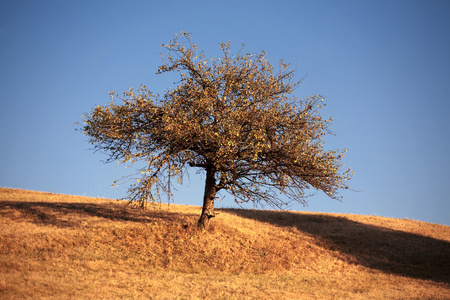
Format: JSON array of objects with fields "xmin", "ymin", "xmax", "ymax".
[{"xmin": 81, "ymin": 32, "xmax": 353, "ymax": 230}]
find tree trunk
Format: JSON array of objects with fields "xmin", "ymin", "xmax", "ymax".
[{"xmin": 198, "ymin": 166, "xmax": 217, "ymax": 230}]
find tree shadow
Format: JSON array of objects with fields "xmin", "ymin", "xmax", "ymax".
[
  {"xmin": 220, "ymin": 208, "xmax": 450, "ymax": 283},
  {"xmin": 0, "ymin": 201, "xmax": 197, "ymax": 228},
  {"xmin": 2, "ymin": 200, "xmax": 449, "ymax": 283}
]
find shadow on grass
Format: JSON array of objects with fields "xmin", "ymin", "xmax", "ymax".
[
  {"xmin": 220, "ymin": 208, "xmax": 450, "ymax": 284},
  {"xmin": 1, "ymin": 199, "xmax": 449, "ymax": 283},
  {"xmin": 0, "ymin": 201, "xmax": 197, "ymax": 228}
]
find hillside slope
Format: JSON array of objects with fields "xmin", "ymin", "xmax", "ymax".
[{"xmin": 0, "ymin": 188, "xmax": 449, "ymax": 299}]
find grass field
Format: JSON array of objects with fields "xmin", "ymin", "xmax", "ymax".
[{"xmin": 0, "ymin": 187, "xmax": 449, "ymax": 299}]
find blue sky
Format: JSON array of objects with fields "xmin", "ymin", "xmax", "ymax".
[{"xmin": 1, "ymin": 0, "xmax": 449, "ymax": 225}]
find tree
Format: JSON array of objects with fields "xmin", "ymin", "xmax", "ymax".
[{"xmin": 81, "ymin": 32, "xmax": 353, "ymax": 230}]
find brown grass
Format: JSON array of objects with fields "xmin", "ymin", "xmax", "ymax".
[{"xmin": 0, "ymin": 187, "xmax": 449, "ymax": 299}]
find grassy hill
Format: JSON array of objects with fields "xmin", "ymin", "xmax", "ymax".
[{"xmin": 0, "ymin": 187, "xmax": 449, "ymax": 299}]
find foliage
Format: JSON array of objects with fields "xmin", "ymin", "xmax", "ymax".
[{"xmin": 81, "ymin": 32, "xmax": 353, "ymax": 221}]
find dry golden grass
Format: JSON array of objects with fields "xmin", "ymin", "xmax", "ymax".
[{"xmin": 0, "ymin": 187, "xmax": 449, "ymax": 299}]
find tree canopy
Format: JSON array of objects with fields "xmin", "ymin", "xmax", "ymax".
[{"xmin": 81, "ymin": 32, "xmax": 353, "ymax": 229}]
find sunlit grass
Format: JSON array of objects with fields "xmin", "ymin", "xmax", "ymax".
[{"xmin": 1, "ymin": 188, "xmax": 449, "ymax": 299}]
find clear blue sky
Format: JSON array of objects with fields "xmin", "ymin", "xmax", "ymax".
[{"xmin": 1, "ymin": 0, "xmax": 449, "ymax": 225}]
